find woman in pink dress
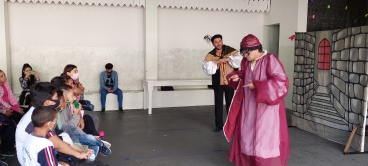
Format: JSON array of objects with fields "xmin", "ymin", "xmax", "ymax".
[
  {"xmin": 0, "ymin": 70, "xmax": 24, "ymax": 123},
  {"xmin": 225, "ymin": 34, "xmax": 290, "ymax": 166},
  {"xmin": 0, "ymin": 69, "xmax": 24, "ymax": 157}
]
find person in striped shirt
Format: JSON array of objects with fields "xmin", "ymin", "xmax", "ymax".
[{"xmin": 22, "ymin": 106, "xmax": 60, "ymax": 166}]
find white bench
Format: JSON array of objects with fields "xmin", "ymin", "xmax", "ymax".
[{"xmin": 143, "ymin": 79, "xmax": 212, "ymax": 114}]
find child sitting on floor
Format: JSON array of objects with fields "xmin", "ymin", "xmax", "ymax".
[
  {"xmin": 58, "ymin": 85, "xmax": 111, "ymax": 159},
  {"xmin": 22, "ymin": 106, "xmax": 68, "ymax": 166}
]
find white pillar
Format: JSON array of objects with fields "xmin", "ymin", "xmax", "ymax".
[
  {"xmin": 0, "ymin": 1, "xmax": 10, "ymax": 84},
  {"xmin": 144, "ymin": 0, "xmax": 158, "ymax": 80}
]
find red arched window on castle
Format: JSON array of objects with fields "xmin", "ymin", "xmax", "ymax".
[{"xmin": 318, "ymin": 39, "xmax": 331, "ymax": 70}]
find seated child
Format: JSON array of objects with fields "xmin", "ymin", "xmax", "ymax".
[
  {"xmin": 63, "ymin": 76, "xmax": 101, "ymax": 137},
  {"xmin": 22, "ymin": 106, "xmax": 63, "ymax": 166},
  {"xmin": 59, "ymin": 85, "xmax": 111, "ymax": 159}
]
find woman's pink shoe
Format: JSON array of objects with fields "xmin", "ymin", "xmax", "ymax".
[{"xmin": 99, "ymin": 131, "xmax": 105, "ymax": 139}]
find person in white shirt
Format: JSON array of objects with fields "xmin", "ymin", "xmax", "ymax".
[
  {"xmin": 22, "ymin": 106, "xmax": 59, "ymax": 166},
  {"xmin": 202, "ymin": 34, "xmax": 242, "ymax": 132}
]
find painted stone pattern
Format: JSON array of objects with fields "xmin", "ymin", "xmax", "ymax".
[
  {"xmin": 292, "ymin": 25, "xmax": 368, "ymax": 151},
  {"xmin": 330, "ymin": 27, "xmax": 368, "ymax": 133},
  {"xmin": 293, "ymin": 33, "xmax": 316, "ymax": 118}
]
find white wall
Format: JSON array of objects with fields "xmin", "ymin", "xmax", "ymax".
[
  {"xmin": 264, "ymin": 0, "xmax": 308, "ymax": 109},
  {"xmin": 5, "ymin": 1, "xmax": 307, "ymax": 110},
  {"xmin": 8, "ymin": 3, "xmax": 144, "ymax": 94},
  {"xmin": 157, "ymin": 8, "xmax": 264, "ymax": 80}
]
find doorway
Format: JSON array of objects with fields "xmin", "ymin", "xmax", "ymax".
[{"xmin": 263, "ymin": 24, "xmax": 280, "ymax": 56}]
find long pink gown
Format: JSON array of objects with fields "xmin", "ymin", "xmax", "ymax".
[{"xmin": 224, "ymin": 53, "xmax": 290, "ymax": 166}]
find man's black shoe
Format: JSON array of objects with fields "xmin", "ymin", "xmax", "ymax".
[{"xmin": 213, "ymin": 127, "xmax": 222, "ymax": 132}]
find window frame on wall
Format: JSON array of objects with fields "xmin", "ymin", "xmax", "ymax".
[{"xmin": 317, "ymin": 38, "xmax": 331, "ymax": 70}]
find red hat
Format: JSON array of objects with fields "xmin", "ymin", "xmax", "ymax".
[{"xmin": 240, "ymin": 34, "xmax": 261, "ymax": 48}]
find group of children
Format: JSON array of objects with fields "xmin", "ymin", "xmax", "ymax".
[
  {"xmin": 0, "ymin": 63, "xmax": 113, "ymax": 165},
  {"xmin": 22, "ymin": 94, "xmax": 110, "ymax": 165}
]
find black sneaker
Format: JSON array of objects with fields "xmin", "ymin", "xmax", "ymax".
[
  {"xmin": 100, "ymin": 108, "xmax": 105, "ymax": 114},
  {"xmin": 0, "ymin": 161, "xmax": 7, "ymax": 166},
  {"xmin": 119, "ymin": 107, "xmax": 124, "ymax": 113},
  {"xmin": 0, "ymin": 151, "xmax": 15, "ymax": 157},
  {"xmin": 99, "ymin": 145, "xmax": 111, "ymax": 156},
  {"xmin": 213, "ymin": 127, "xmax": 222, "ymax": 132}
]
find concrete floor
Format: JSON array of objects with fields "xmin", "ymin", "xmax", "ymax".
[{"xmin": 6, "ymin": 106, "xmax": 368, "ymax": 166}]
